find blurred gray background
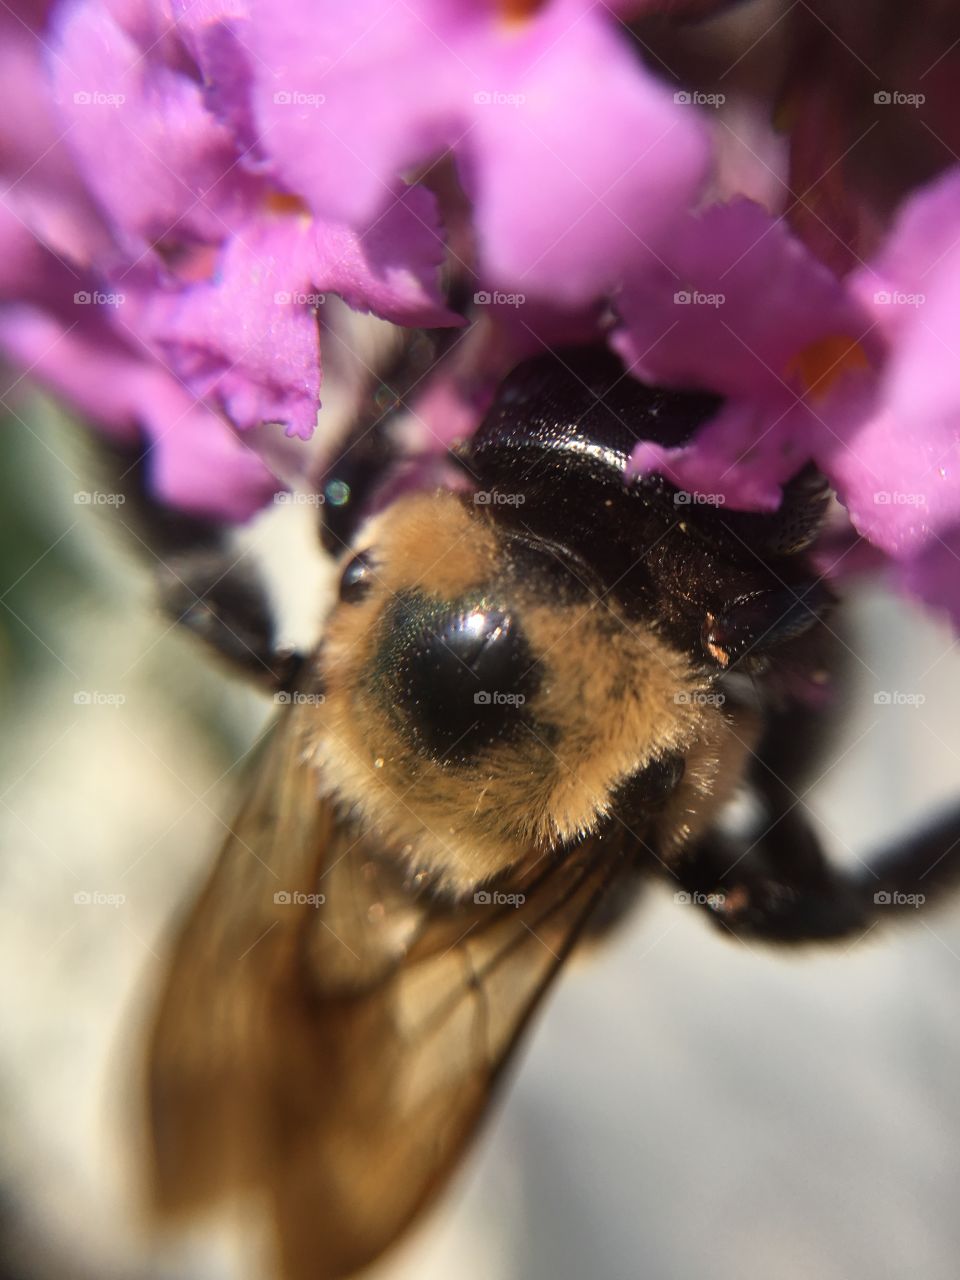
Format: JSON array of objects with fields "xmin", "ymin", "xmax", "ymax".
[{"xmin": 1, "ymin": 401, "xmax": 959, "ymax": 1280}]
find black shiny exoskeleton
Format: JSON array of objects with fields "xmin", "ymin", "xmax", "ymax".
[{"xmin": 467, "ymin": 347, "xmax": 833, "ymax": 669}]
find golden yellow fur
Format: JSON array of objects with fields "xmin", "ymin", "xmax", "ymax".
[{"xmin": 302, "ymin": 491, "xmax": 759, "ymax": 896}]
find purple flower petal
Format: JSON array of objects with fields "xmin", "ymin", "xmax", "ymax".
[
  {"xmin": 852, "ymin": 166, "xmax": 960, "ymax": 322},
  {"xmin": 171, "ymin": 0, "xmax": 263, "ymax": 153},
  {"xmin": 136, "ymin": 372, "xmax": 282, "ymax": 520},
  {"xmin": 0, "ymin": 301, "xmax": 279, "ymax": 521},
  {"xmin": 899, "ymin": 524, "xmax": 960, "ymax": 632},
  {"xmin": 620, "ymin": 199, "xmax": 880, "ymax": 521},
  {"xmin": 0, "ymin": 12, "xmax": 111, "ymax": 268},
  {"xmin": 630, "ymin": 396, "xmax": 823, "ymax": 511},
  {"xmin": 822, "ymin": 391, "xmax": 960, "ymax": 561},
  {"xmin": 834, "ymin": 171, "xmax": 960, "ymax": 561},
  {"xmin": 147, "ymin": 215, "xmax": 323, "ymax": 440},
  {"xmin": 50, "ymin": 0, "xmax": 257, "ymax": 254},
  {"xmin": 467, "ymin": 2, "xmax": 710, "ymax": 303},
  {"xmin": 148, "ymin": 186, "xmax": 456, "ymax": 438},
  {"xmin": 0, "ymin": 303, "xmax": 141, "ymax": 440},
  {"xmin": 314, "ymin": 184, "xmax": 455, "ymax": 326},
  {"xmin": 623, "ymin": 178, "xmax": 960, "ymax": 627},
  {"xmin": 615, "ymin": 198, "xmax": 869, "ymax": 398},
  {"xmin": 249, "ymin": 0, "xmax": 460, "ymax": 225},
  {"xmin": 250, "ymin": 0, "xmax": 709, "ymax": 305},
  {"xmin": 2, "ymin": 0, "xmax": 465, "ymax": 524}
]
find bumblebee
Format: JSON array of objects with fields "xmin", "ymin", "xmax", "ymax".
[{"xmin": 142, "ymin": 345, "xmax": 960, "ymax": 1280}]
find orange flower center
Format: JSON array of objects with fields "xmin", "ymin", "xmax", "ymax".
[
  {"xmin": 788, "ymin": 335, "xmax": 870, "ymax": 398},
  {"xmin": 498, "ymin": 0, "xmax": 546, "ymax": 25},
  {"xmin": 263, "ymin": 191, "xmax": 311, "ymax": 220}
]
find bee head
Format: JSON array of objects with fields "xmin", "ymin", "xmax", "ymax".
[{"xmin": 302, "ymin": 491, "xmax": 756, "ymax": 895}]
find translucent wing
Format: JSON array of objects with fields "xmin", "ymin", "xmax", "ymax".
[{"xmin": 148, "ymin": 703, "xmax": 626, "ymax": 1280}]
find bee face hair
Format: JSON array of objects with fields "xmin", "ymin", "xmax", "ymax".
[{"xmin": 306, "ymin": 490, "xmax": 759, "ymax": 895}]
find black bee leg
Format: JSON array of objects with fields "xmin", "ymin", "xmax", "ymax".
[
  {"xmin": 679, "ymin": 800, "xmax": 960, "ymax": 945},
  {"xmin": 674, "ymin": 822, "xmax": 870, "ymax": 943},
  {"xmin": 673, "ymin": 697, "xmax": 874, "ymax": 943},
  {"xmin": 857, "ymin": 802, "xmax": 960, "ymax": 914},
  {"xmin": 150, "ymin": 542, "xmax": 305, "ymax": 691},
  {"xmin": 101, "ymin": 439, "xmax": 306, "ymax": 692}
]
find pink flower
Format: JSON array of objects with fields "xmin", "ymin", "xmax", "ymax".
[
  {"xmin": 2, "ymin": 0, "xmax": 959, "ymax": 632},
  {"xmin": 1, "ymin": 0, "xmax": 454, "ymax": 518},
  {"xmin": 621, "ymin": 180, "xmax": 960, "ymax": 628},
  {"xmin": 247, "ymin": 0, "xmax": 710, "ymax": 306}
]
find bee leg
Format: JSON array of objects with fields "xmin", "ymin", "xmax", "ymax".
[
  {"xmin": 152, "ymin": 545, "xmax": 304, "ymax": 692},
  {"xmin": 856, "ymin": 802, "xmax": 960, "ymax": 915},
  {"xmin": 676, "ymin": 802, "xmax": 960, "ymax": 945},
  {"xmin": 673, "ymin": 698, "xmax": 867, "ymax": 943},
  {"xmin": 99, "ymin": 438, "xmax": 305, "ymax": 692},
  {"xmin": 703, "ymin": 689, "xmax": 960, "ymax": 940},
  {"xmin": 674, "ymin": 821, "xmax": 868, "ymax": 943}
]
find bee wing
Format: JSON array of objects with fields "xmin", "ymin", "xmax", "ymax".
[{"xmin": 149, "ymin": 705, "xmax": 623, "ymax": 1280}]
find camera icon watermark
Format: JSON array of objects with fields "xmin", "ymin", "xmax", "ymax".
[
  {"xmin": 474, "ymin": 690, "xmax": 526, "ymax": 706},
  {"xmin": 273, "ymin": 89, "xmax": 326, "ymax": 107},
  {"xmin": 874, "ymin": 90, "xmax": 925, "ymax": 108},
  {"xmin": 74, "ymin": 490, "xmax": 126, "ymax": 506},
  {"xmin": 473, "ymin": 90, "xmax": 526, "ymax": 107},
  {"xmin": 474, "ymin": 490, "xmax": 525, "ymax": 506},
  {"xmin": 673, "ymin": 289, "xmax": 725, "ymax": 308},
  {"xmin": 73, "ymin": 290, "xmax": 125, "ymax": 307},
  {"xmin": 873, "ymin": 690, "xmax": 926, "ymax": 706},
  {"xmin": 674, "ymin": 490, "xmax": 726, "ymax": 506},
  {"xmin": 674, "ymin": 690, "xmax": 726, "ymax": 706},
  {"xmin": 873, "ymin": 289, "xmax": 925, "ymax": 307},
  {"xmin": 873, "ymin": 490, "xmax": 927, "ymax": 506},
  {"xmin": 73, "ymin": 90, "xmax": 125, "ymax": 107},
  {"xmin": 273, "ymin": 889, "xmax": 326, "ymax": 907},
  {"xmin": 673, "ymin": 89, "xmax": 725, "ymax": 108},
  {"xmin": 274, "ymin": 491, "xmax": 326, "ymax": 506},
  {"xmin": 73, "ymin": 890, "xmax": 126, "ymax": 907},
  {"xmin": 274, "ymin": 290, "xmax": 326, "ymax": 306},
  {"xmin": 473, "ymin": 289, "xmax": 525, "ymax": 308},
  {"xmin": 673, "ymin": 890, "xmax": 726, "ymax": 908},
  {"xmin": 473, "ymin": 889, "xmax": 526, "ymax": 906},
  {"xmin": 873, "ymin": 890, "xmax": 925, "ymax": 908},
  {"xmin": 73, "ymin": 690, "xmax": 126, "ymax": 707}
]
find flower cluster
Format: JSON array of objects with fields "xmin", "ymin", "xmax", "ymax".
[{"xmin": 1, "ymin": 0, "xmax": 959, "ymax": 623}]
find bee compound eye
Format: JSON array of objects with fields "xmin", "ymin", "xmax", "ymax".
[
  {"xmin": 339, "ymin": 550, "xmax": 376, "ymax": 604},
  {"xmin": 387, "ymin": 601, "xmax": 540, "ymax": 762}
]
